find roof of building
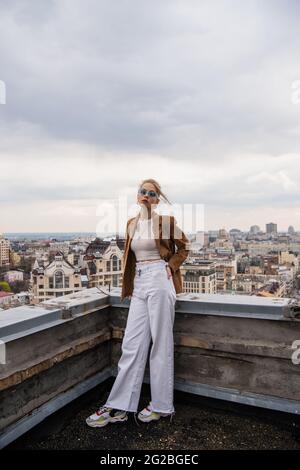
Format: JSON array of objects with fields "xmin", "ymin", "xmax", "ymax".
[
  {"xmin": 85, "ymin": 237, "xmax": 125, "ymax": 256},
  {"xmin": 0, "ymin": 292, "xmax": 13, "ymax": 298}
]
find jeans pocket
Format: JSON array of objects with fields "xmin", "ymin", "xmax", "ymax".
[
  {"xmin": 165, "ymin": 265, "xmax": 173, "ymax": 281},
  {"xmin": 165, "ymin": 268, "xmax": 176, "ymax": 292}
]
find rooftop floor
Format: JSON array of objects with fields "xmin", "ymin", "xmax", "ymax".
[{"xmin": 6, "ymin": 379, "xmax": 300, "ymax": 451}]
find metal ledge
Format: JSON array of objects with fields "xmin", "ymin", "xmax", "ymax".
[{"xmin": 0, "ymin": 367, "xmax": 112, "ymax": 449}]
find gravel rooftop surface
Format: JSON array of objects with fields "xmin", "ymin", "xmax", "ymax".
[{"xmin": 6, "ymin": 378, "xmax": 300, "ymax": 450}]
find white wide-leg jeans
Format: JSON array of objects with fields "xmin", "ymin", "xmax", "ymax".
[{"xmin": 104, "ymin": 259, "xmax": 177, "ymax": 415}]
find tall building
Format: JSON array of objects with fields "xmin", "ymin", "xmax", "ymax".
[
  {"xmin": 0, "ymin": 233, "xmax": 10, "ymax": 267},
  {"xmin": 266, "ymin": 223, "xmax": 277, "ymax": 234}
]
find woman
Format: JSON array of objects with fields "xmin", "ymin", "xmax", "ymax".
[{"xmin": 86, "ymin": 178, "xmax": 189, "ymax": 428}]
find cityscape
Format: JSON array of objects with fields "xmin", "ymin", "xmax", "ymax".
[{"xmin": 0, "ymin": 220, "xmax": 299, "ymax": 310}]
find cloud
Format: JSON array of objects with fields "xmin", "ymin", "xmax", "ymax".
[{"xmin": 0, "ymin": 0, "xmax": 300, "ymax": 230}]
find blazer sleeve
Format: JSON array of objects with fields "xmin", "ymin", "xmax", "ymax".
[
  {"xmin": 167, "ymin": 216, "xmax": 190, "ymax": 273},
  {"xmin": 122, "ymin": 218, "xmax": 131, "ymax": 261}
]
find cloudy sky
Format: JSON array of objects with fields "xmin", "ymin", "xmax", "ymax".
[{"xmin": 1, "ymin": 0, "xmax": 300, "ymax": 233}]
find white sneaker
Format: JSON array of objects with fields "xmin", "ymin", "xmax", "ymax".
[
  {"xmin": 137, "ymin": 404, "xmax": 170, "ymax": 423},
  {"xmin": 86, "ymin": 405, "xmax": 128, "ymax": 428}
]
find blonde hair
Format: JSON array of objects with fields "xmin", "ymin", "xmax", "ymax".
[{"xmin": 139, "ymin": 178, "xmax": 172, "ymax": 205}]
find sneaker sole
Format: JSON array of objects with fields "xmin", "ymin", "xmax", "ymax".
[
  {"xmin": 137, "ymin": 414, "xmax": 161, "ymax": 422},
  {"xmin": 86, "ymin": 415, "xmax": 128, "ymax": 428}
]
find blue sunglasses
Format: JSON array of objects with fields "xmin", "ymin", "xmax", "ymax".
[{"xmin": 138, "ymin": 188, "xmax": 158, "ymax": 198}]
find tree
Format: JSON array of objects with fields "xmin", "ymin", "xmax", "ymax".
[{"xmin": 0, "ymin": 281, "xmax": 12, "ymax": 292}]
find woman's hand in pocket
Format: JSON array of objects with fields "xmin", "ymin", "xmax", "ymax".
[{"xmin": 166, "ymin": 264, "xmax": 173, "ymax": 279}]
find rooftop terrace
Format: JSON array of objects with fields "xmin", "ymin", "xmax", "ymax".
[{"xmin": 1, "ymin": 288, "xmax": 300, "ymax": 449}]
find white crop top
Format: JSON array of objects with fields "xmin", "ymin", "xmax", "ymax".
[{"xmin": 130, "ymin": 218, "xmax": 161, "ymax": 261}]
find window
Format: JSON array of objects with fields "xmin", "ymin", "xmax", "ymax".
[
  {"xmin": 112, "ymin": 255, "xmax": 118, "ymax": 271},
  {"xmin": 112, "ymin": 274, "xmax": 118, "ymax": 287},
  {"xmin": 54, "ymin": 270, "xmax": 64, "ymax": 289}
]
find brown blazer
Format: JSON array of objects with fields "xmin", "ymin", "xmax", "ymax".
[{"xmin": 120, "ymin": 210, "xmax": 190, "ymax": 301}]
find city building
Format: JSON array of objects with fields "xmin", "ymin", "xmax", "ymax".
[
  {"xmin": 181, "ymin": 260, "xmax": 217, "ymax": 294},
  {"xmin": 30, "ymin": 251, "xmax": 85, "ymax": 304},
  {"xmin": 84, "ymin": 237, "xmax": 125, "ymax": 290},
  {"xmin": 0, "ymin": 233, "xmax": 10, "ymax": 267},
  {"xmin": 0, "ymin": 292, "xmax": 14, "ymax": 308},
  {"xmin": 3, "ymin": 270, "xmax": 24, "ymax": 283},
  {"xmin": 249, "ymin": 225, "xmax": 261, "ymax": 235},
  {"xmin": 266, "ymin": 222, "xmax": 277, "ymax": 234}
]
